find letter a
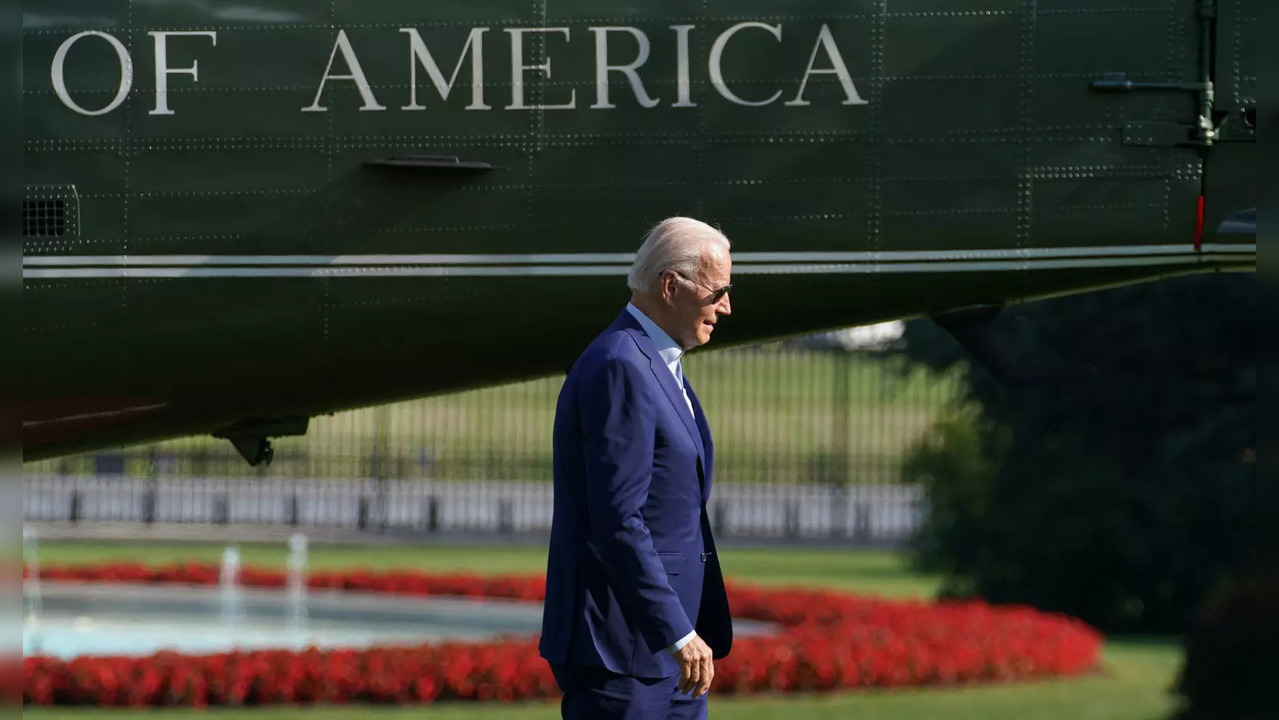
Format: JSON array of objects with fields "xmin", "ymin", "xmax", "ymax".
[
  {"xmin": 302, "ymin": 30, "xmax": 386, "ymax": 112},
  {"xmin": 785, "ymin": 24, "xmax": 868, "ymax": 107}
]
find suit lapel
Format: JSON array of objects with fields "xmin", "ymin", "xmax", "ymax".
[
  {"xmin": 685, "ymin": 379, "xmax": 714, "ymax": 501},
  {"xmin": 619, "ymin": 316, "xmax": 706, "ymax": 464}
]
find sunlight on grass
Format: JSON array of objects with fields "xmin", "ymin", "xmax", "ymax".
[{"xmin": 34, "ymin": 541, "xmax": 942, "ymax": 599}]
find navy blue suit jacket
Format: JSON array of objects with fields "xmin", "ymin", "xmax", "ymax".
[{"xmin": 539, "ymin": 309, "xmax": 733, "ymax": 680}]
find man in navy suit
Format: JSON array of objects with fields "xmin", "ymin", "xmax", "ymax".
[{"xmin": 539, "ymin": 216, "xmax": 735, "ymax": 719}]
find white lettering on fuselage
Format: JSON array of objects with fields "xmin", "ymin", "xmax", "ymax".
[
  {"xmin": 47, "ymin": 23, "xmax": 868, "ymax": 116},
  {"xmin": 590, "ymin": 27, "xmax": 659, "ymax": 109},
  {"xmin": 786, "ymin": 24, "xmax": 867, "ymax": 106},
  {"xmin": 709, "ymin": 22, "xmax": 783, "ymax": 106},
  {"xmin": 670, "ymin": 25, "xmax": 696, "ymax": 108},
  {"xmin": 50, "ymin": 31, "xmax": 134, "ymax": 116},
  {"xmin": 400, "ymin": 28, "xmax": 490, "ymax": 110},
  {"xmin": 505, "ymin": 27, "xmax": 577, "ymax": 110},
  {"xmin": 149, "ymin": 31, "xmax": 218, "ymax": 115},
  {"xmin": 301, "ymin": 29, "xmax": 385, "ymax": 112}
]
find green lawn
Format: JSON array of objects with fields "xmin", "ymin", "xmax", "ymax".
[
  {"xmin": 24, "ymin": 541, "xmax": 1185, "ymax": 720},
  {"xmin": 29, "ymin": 541, "xmax": 943, "ymax": 599}
]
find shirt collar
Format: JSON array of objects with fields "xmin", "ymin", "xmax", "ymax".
[{"xmin": 626, "ymin": 302, "xmax": 685, "ymax": 375}]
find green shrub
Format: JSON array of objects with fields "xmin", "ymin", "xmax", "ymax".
[{"xmin": 898, "ymin": 273, "xmax": 1255, "ymax": 634}]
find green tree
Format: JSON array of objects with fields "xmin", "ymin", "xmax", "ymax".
[{"xmin": 897, "ymin": 273, "xmax": 1255, "ymax": 633}]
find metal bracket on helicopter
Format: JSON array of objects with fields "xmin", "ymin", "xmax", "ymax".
[{"xmin": 212, "ymin": 416, "xmax": 310, "ymax": 467}]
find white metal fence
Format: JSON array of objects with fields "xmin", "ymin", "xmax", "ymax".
[{"xmin": 24, "ymin": 474, "xmax": 925, "ymax": 544}]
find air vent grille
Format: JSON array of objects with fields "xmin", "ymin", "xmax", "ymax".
[
  {"xmin": 23, "ymin": 199, "xmax": 68, "ymax": 237},
  {"xmin": 23, "ymin": 185, "xmax": 80, "ymax": 240}
]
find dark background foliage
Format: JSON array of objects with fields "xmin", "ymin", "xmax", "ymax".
[{"xmin": 895, "ymin": 272, "xmax": 1255, "ymax": 635}]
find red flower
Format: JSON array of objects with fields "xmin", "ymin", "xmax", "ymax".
[{"xmin": 21, "ymin": 562, "xmax": 1103, "ymax": 708}]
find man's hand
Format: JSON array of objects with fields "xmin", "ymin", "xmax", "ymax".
[{"xmin": 674, "ymin": 633, "xmax": 714, "ymax": 698}]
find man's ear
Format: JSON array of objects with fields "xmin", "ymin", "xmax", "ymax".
[{"xmin": 660, "ymin": 271, "xmax": 678, "ymax": 304}]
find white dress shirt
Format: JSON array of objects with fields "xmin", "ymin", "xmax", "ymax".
[
  {"xmin": 625, "ymin": 302, "xmax": 698, "ymax": 655},
  {"xmin": 626, "ymin": 303, "xmax": 694, "ymax": 417}
]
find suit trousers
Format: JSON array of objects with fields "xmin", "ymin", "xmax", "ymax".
[{"xmin": 551, "ymin": 663, "xmax": 709, "ymax": 720}]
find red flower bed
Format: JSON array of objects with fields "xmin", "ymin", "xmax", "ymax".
[{"xmin": 20, "ymin": 563, "xmax": 1102, "ymax": 707}]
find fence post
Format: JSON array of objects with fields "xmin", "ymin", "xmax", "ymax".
[
  {"xmin": 68, "ymin": 490, "xmax": 81, "ymax": 523},
  {"xmin": 357, "ymin": 497, "xmax": 369, "ymax": 530},
  {"xmin": 784, "ymin": 500, "xmax": 800, "ymax": 538},
  {"xmin": 374, "ymin": 405, "xmax": 390, "ymax": 528},
  {"xmin": 378, "ymin": 478, "xmax": 388, "ymax": 530},
  {"xmin": 498, "ymin": 499, "xmax": 514, "ymax": 535},
  {"xmin": 425, "ymin": 496, "xmax": 439, "ymax": 532},
  {"xmin": 214, "ymin": 495, "xmax": 229, "ymax": 525},
  {"xmin": 288, "ymin": 494, "xmax": 300, "ymax": 526},
  {"xmin": 825, "ymin": 486, "xmax": 841, "ymax": 539},
  {"xmin": 853, "ymin": 501, "xmax": 871, "ymax": 543},
  {"xmin": 142, "ymin": 484, "xmax": 157, "ymax": 524},
  {"xmin": 832, "ymin": 350, "xmax": 852, "ymax": 538}
]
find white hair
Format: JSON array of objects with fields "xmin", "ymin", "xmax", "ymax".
[{"xmin": 627, "ymin": 217, "xmax": 731, "ymax": 293}]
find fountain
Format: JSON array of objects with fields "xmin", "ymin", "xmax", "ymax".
[
  {"xmin": 22, "ymin": 527, "xmax": 690, "ymax": 661},
  {"xmin": 286, "ymin": 533, "xmax": 308, "ymax": 627},
  {"xmin": 23, "ymin": 526, "xmax": 42, "ymax": 653},
  {"xmin": 219, "ymin": 544, "xmax": 245, "ymax": 624}
]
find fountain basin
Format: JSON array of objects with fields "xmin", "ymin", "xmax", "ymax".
[{"xmin": 22, "ymin": 580, "xmax": 778, "ymax": 659}]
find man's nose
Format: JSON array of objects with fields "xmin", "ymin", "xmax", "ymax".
[{"xmin": 718, "ymin": 294, "xmax": 731, "ymax": 315}]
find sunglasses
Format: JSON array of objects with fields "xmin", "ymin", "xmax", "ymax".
[{"xmin": 670, "ymin": 271, "xmax": 732, "ymax": 303}]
